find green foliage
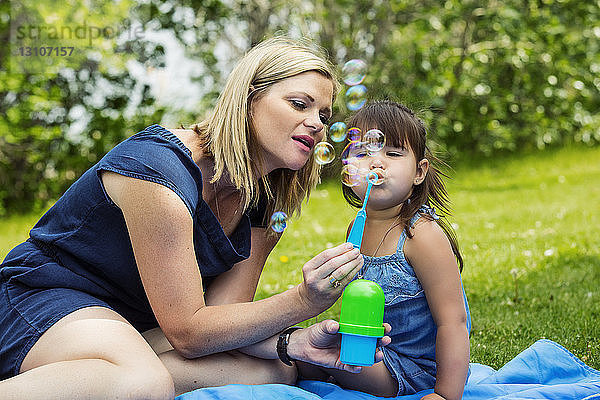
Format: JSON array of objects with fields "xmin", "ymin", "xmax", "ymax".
[
  {"xmin": 317, "ymin": 0, "xmax": 600, "ymax": 158},
  {"xmin": 0, "ymin": 0, "xmax": 168, "ymax": 216},
  {"xmin": 1, "ymin": 0, "xmax": 598, "ymax": 214}
]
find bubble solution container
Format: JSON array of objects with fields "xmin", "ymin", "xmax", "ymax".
[{"xmin": 339, "ymin": 279, "xmax": 385, "ymax": 366}]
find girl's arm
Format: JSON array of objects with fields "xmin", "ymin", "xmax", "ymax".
[
  {"xmin": 405, "ymin": 219, "xmax": 470, "ymax": 400},
  {"xmin": 102, "ymin": 172, "xmax": 363, "ymax": 359}
]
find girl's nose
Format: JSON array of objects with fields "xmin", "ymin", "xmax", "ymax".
[{"xmin": 369, "ymin": 156, "xmax": 384, "ymax": 169}]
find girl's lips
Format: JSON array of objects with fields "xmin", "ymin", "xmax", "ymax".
[
  {"xmin": 292, "ymin": 135, "xmax": 315, "ymax": 150},
  {"xmin": 370, "ymin": 168, "xmax": 385, "ymax": 179}
]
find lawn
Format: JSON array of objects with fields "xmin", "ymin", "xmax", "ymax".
[{"xmin": 1, "ymin": 145, "xmax": 598, "ymax": 370}]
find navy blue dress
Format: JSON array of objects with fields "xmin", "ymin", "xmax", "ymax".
[{"xmin": 0, "ymin": 125, "xmax": 267, "ymax": 379}]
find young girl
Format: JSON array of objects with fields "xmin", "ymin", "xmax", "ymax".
[{"xmin": 298, "ymin": 100, "xmax": 471, "ymax": 400}]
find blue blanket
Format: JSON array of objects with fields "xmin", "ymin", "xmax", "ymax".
[{"xmin": 176, "ymin": 340, "xmax": 600, "ymax": 399}]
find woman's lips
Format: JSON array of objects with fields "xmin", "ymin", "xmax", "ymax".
[{"xmin": 292, "ymin": 135, "xmax": 315, "ymax": 151}]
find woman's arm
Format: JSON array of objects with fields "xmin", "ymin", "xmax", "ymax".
[
  {"xmin": 204, "ymin": 227, "xmax": 280, "ymax": 305},
  {"xmin": 102, "ymin": 172, "xmax": 363, "ymax": 359},
  {"xmin": 405, "ymin": 220, "xmax": 470, "ymax": 400}
]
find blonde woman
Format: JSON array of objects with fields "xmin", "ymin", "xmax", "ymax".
[{"xmin": 0, "ymin": 37, "xmax": 391, "ymax": 399}]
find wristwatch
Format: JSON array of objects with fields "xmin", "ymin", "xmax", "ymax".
[{"xmin": 276, "ymin": 327, "xmax": 302, "ymax": 366}]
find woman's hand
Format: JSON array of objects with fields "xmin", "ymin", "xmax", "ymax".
[
  {"xmin": 286, "ymin": 320, "xmax": 392, "ymax": 373},
  {"xmin": 297, "ymin": 243, "xmax": 364, "ymax": 313}
]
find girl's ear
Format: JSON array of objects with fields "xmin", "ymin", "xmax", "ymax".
[{"xmin": 415, "ymin": 158, "xmax": 429, "ymax": 185}]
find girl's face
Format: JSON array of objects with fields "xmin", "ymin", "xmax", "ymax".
[
  {"xmin": 250, "ymin": 71, "xmax": 333, "ymax": 173},
  {"xmin": 350, "ymin": 138, "xmax": 429, "ymax": 211}
]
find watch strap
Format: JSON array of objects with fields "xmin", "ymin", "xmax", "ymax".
[{"xmin": 276, "ymin": 327, "xmax": 302, "ymax": 366}]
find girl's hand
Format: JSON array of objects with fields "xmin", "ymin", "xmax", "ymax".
[
  {"xmin": 297, "ymin": 243, "xmax": 363, "ymax": 313},
  {"xmin": 287, "ymin": 320, "xmax": 392, "ymax": 373}
]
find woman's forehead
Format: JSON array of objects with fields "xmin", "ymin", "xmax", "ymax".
[{"xmin": 274, "ymin": 72, "xmax": 333, "ymax": 101}]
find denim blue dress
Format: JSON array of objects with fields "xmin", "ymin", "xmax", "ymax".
[
  {"xmin": 0, "ymin": 124, "xmax": 266, "ymax": 379},
  {"xmin": 358, "ymin": 206, "xmax": 471, "ymax": 395}
]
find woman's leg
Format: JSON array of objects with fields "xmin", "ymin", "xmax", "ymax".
[
  {"xmin": 143, "ymin": 327, "xmax": 297, "ymax": 396},
  {"xmin": 1, "ymin": 307, "xmax": 174, "ymax": 400},
  {"xmin": 297, "ymin": 360, "xmax": 399, "ymax": 398}
]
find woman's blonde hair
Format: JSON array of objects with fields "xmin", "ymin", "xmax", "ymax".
[{"xmin": 192, "ymin": 36, "xmax": 340, "ymax": 230}]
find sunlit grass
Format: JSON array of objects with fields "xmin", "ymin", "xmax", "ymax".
[{"xmin": 1, "ymin": 145, "xmax": 598, "ymax": 370}]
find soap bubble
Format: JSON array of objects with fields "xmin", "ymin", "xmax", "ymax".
[
  {"xmin": 328, "ymin": 122, "xmax": 347, "ymax": 142},
  {"xmin": 347, "ymin": 127, "xmax": 362, "ymax": 142},
  {"xmin": 364, "ymin": 129, "xmax": 385, "ymax": 152},
  {"xmin": 341, "ymin": 164, "xmax": 361, "ymax": 187},
  {"xmin": 366, "ymin": 169, "xmax": 385, "ymax": 186},
  {"xmin": 342, "ymin": 59, "xmax": 367, "ymax": 86},
  {"xmin": 345, "ymin": 85, "xmax": 367, "ymax": 111},
  {"xmin": 340, "ymin": 141, "xmax": 368, "ymax": 165},
  {"xmin": 313, "ymin": 142, "xmax": 335, "ymax": 165},
  {"xmin": 270, "ymin": 211, "xmax": 287, "ymax": 233}
]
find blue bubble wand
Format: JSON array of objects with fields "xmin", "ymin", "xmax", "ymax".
[{"xmin": 347, "ymin": 171, "xmax": 378, "ymax": 250}]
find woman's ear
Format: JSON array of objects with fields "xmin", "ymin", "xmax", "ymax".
[{"xmin": 415, "ymin": 158, "xmax": 429, "ymax": 185}]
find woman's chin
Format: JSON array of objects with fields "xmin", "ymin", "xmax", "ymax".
[{"xmin": 284, "ymin": 155, "xmax": 311, "ymax": 171}]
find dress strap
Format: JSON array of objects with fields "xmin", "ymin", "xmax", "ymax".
[
  {"xmin": 417, "ymin": 204, "xmax": 440, "ymax": 221},
  {"xmin": 396, "ymin": 205, "xmax": 440, "ymax": 254}
]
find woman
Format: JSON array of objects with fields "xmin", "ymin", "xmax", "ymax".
[{"xmin": 0, "ymin": 37, "xmax": 390, "ymax": 399}]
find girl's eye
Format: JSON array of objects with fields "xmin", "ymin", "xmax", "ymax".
[
  {"xmin": 387, "ymin": 152, "xmax": 402, "ymax": 157},
  {"xmin": 320, "ymin": 114, "xmax": 329, "ymax": 124}
]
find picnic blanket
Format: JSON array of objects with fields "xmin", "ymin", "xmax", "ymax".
[{"xmin": 176, "ymin": 339, "xmax": 600, "ymax": 399}]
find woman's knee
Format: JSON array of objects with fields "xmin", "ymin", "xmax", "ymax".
[{"xmin": 118, "ymin": 364, "xmax": 175, "ymax": 400}]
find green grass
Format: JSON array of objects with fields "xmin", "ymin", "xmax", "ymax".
[{"xmin": 1, "ymin": 145, "xmax": 599, "ymax": 370}]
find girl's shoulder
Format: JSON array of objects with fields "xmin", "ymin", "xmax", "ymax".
[
  {"xmin": 408, "ymin": 205, "xmax": 443, "ymax": 237},
  {"xmin": 408, "ymin": 216, "xmax": 447, "ymax": 245},
  {"xmin": 404, "ymin": 210, "xmax": 452, "ymax": 265}
]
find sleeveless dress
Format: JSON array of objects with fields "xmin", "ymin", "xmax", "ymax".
[
  {"xmin": 0, "ymin": 124, "xmax": 266, "ymax": 379},
  {"xmin": 358, "ymin": 205, "xmax": 471, "ymax": 395}
]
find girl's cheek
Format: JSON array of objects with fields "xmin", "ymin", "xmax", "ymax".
[{"xmin": 351, "ymin": 183, "xmax": 368, "ymax": 200}]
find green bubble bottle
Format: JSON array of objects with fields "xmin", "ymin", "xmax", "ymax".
[{"xmin": 338, "ymin": 279, "xmax": 385, "ymax": 366}]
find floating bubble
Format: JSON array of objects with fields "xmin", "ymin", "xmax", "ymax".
[
  {"xmin": 364, "ymin": 129, "xmax": 385, "ymax": 152},
  {"xmin": 367, "ymin": 169, "xmax": 385, "ymax": 186},
  {"xmin": 340, "ymin": 141, "xmax": 368, "ymax": 165},
  {"xmin": 313, "ymin": 142, "xmax": 335, "ymax": 165},
  {"xmin": 329, "ymin": 122, "xmax": 347, "ymax": 143},
  {"xmin": 342, "ymin": 59, "xmax": 367, "ymax": 86},
  {"xmin": 341, "ymin": 164, "xmax": 361, "ymax": 187},
  {"xmin": 347, "ymin": 127, "xmax": 361, "ymax": 142},
  {"xmin": 270, "ymin": 211, "xmax": 288, "ymax": 233},
  {"xmin": 345, "ymin": 85, "xmax": 367, "ymax": 111}
]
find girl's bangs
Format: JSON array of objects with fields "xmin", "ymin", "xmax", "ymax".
[{"xmin": 348, "ymin": 104, "xmax": 410, "ymax": 150}]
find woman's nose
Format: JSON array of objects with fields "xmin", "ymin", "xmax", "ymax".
[
  {"xmin": 304, "ymin": 119, "xmax": 324, "ymax": 144},
  {"xmin": 304, "ymin": 112, "xmax": 324, "ymax": 133}
]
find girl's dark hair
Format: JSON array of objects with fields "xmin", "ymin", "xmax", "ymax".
[{"xmin": 342, "ymin": 100, "xmax": 463, "ymax": 271}]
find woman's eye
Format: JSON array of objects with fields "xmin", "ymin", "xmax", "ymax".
[
  {"xmin": 320, "ymin": 114, "xmax": 329, "ymax": 124},
  {"xmin": 290, "ymin": 100, "xmax": 306, "ymax": 109}
]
